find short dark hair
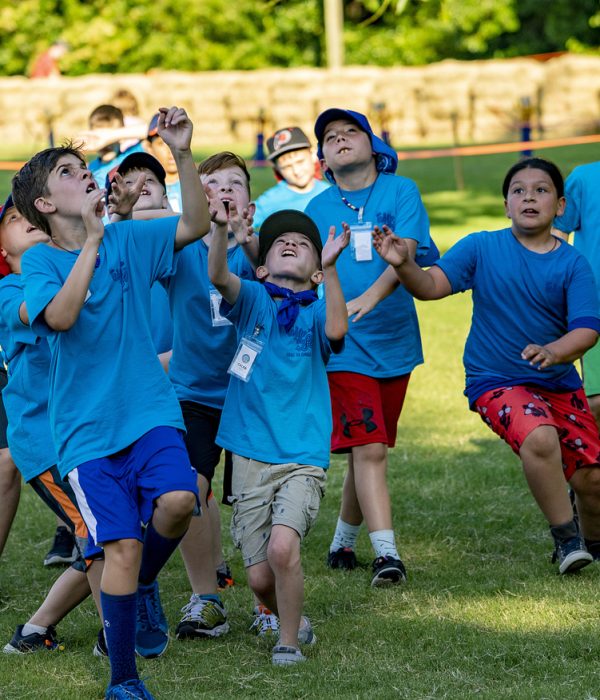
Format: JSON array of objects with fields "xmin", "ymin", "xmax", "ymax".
[
  {"xmin": 88, "ymin": 104, "xmax": 124, "ymax": 129},
  {"xmin": 198, "ymin": 152, "xmax": 251, "ymax": 196},
  {"xmin": 502, "ymin": 157, "xmax": 564, "ymax": 199},
  {"xmin": 12, "ymin": 143, "xmax": 86, "ymax": 235}
]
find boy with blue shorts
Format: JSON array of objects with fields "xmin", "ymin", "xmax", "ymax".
[
  {"xmin": 306, "ymin": 108, "xmax": 437, "ymax": 586},
  {"xmin": 13, "ymin": 106, "xmax": 210, "ymax": 700},
  {"xmin": 209, "ymin": 208, "xmax": 349, "ymax": 665},
  {"xmin": 374, "ymin": 157, "xmax": 600, "ymax": 572},
  {"xmin": 0, "ymin": 195, "xmax": 104, "ymax": 654}
]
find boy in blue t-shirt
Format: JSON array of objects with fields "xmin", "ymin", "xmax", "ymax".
[
  {"xmin": 306, "ymin": 108, "xmax": 437, "ymax": 586},
  {"xmin": 208, "ymin": 208, "xmax": 349, "ymax": 665},
  {"xmin": 162, "ymin": 151, "xmax": 257, "ymax": 641},
  {"xmin": 374, "ymin": 157, "xmax": 600, "ymax": 573},
  {"xmin": 13, "ymin": 106, "xmax": 210, "ymax": 700}
]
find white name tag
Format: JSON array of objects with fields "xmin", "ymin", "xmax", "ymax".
[
  {"xmin": 227, "ymin": 336, "xmax": 263, "ymax": 382},
  {"xmin": 350, "ymin": 222, "xmax": 373, "ymax": 262},
  {"xmin": 209, "ymin": 286, "xmax": 232, "ymax": 327}
]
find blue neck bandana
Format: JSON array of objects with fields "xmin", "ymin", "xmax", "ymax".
[{"xmin": 263, "ymin": 281, "xmax": 318, "ymax": 332}]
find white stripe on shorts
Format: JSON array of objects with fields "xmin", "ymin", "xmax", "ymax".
[{"xmin": 68, "ymin": 468, "xmax": 99, "ymax": 544}]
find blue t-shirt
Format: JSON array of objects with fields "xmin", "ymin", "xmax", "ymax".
[
  {"xmin": 306, "ymin": 172, "xmax": 433, "ymax": 378},
  {"xmin": 436, "ymin": 228, "xmax": 600, "ymax": 405},
  {"xmin": 21, "ymin": 217, "xmax": 185, "ymax": 477},
  {"xmin": 253, "ymin": 179, "xmax": 329, "ymax": 230},
  {"xmin": 164, "ymin": 239, "xmax": 255, "ymax": 409},
  {"xmin": 166, "ymin": 181, "xmax": 182, "ymax": 213},
  {"xmin": 88, "ymin": 142, "xmax": 145, "ymax": 188},
  {"xmin": 216, "ymin": 280, "xmax": 340, "ymax": 468},
  {"xmin": 150, "ymin": 282, "xmax": 173, "ymax": 355},
  {"xmin": 554, "ymin": 162, "xmax": 600, "ymax": 297},
  {"xmin": 0, "ymin": 275, "xmax": 56, "ymax": 481}
]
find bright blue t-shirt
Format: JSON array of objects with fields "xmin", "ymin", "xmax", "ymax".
[
  {"xmin": 150, "ymin": 282, "xmax": 173, "ymax": 355},
  {"xmin": 166, "ymin": 181, "xmax": 182, "ymax": 213},
  {"xmin": 164, "ymin": 239, "xmax": 255, "ymax": 409},
  {"xmin": 253, "ymin": 179, "xmax": 329, "ymax": 230},
  {"xmin": 554, "ymin": 162, "xmax": 600, "ymax": 298},
  {"xmin": 88, "ymin": 142, "xmax": 145, "ymax": 188},
  {"xmin": 306, "ymin": 172, "xmax": 433, "ymax": 378},
  {"xmin": 435, "ymin": 228, "xmax": 600, "ymax": 405},
  {"xmin": 216, "ymin": 280, "xmax": 341, "ymax": 468},
  {"xmin": 0, "ymin": 275, "xmax": 56, "ymax": 481},
  {"xmin": 21, "ymin": 217, "xmax": 185, "ymax": 477}
]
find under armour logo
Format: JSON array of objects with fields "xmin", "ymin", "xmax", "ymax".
[{"xmin": 341, "ymin": 409, "xmax": 378, "ymax": 438}]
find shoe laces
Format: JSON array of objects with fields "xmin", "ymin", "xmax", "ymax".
[
  {"xmin": 180, "ymin": 595, "xmax": 223, "ymax": 623},
  {"xmin": 251, "ymin": 606, "xmax": 280, "ymax": 634},
  {"xmin": 108, "ymin": 678, "xmax": 152, "ymax": 699},
  {"xmin": 137, "ymin": 585, "xmax": 162, "ymax": 632}
]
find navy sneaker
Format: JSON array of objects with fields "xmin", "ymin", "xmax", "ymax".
[
  {"xmin": 93, "ymin": 627, "xmax": 108, "ymax": 658},
  {"xmin": 3, "ymin": 624, "xmax": 63, "ymax": 654},
  {"xmin": 105, "ymin": 678, "xmax": 155, "ymax": 699},
  {"xmin": 371, "ymin": 556, "xmax": 407, "ymax": 587},
  {"xmin": 44, "ymin": 526, "xmax": 77, "ymax": 566},
  {"xmin": 550, "ymin": 520, "xmax": 593, "ymax": 574},
  {"xmin": 327, "ymin": 547, "xmax": 357, "ymax": 570},
  {"xmin": 135, "ymin": 581, "xmax": 169, "ymax": 658}
]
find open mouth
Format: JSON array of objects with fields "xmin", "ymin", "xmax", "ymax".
[
  {"xmin": 338, "ymin": 147, "xmax": 351, "ymax": 155},
  {"xmin": 86, "ymin": 183, "xmax": 96, "ymax": 193},
  {"xmin": 281, "ymin": 250, "xmax": 296, "ymax": 257},
  {"xmin": 140, "ymin": 188, "xmax": 151, "ymax": 196},
  {"xmin": 522, "ymin": 208, "xmax": 539, "ymax": 215}
]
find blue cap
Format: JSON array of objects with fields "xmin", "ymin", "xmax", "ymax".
[
  {"xmin": 314, "ymin": 108, "xmax": 398, "ymax": 182},
  {"xmin": 147, "ymin": 113, "xmax": 160, "ymax": 139},
  {"xmin": 0, "ymin": 195, "xmax": 14, "ymax": 276}
]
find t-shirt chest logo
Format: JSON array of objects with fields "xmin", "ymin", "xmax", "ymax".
[
  {"xmin": 287, "ymin": 326, "xmax": 313, "ymax": 357},
  {"xmin": 377, "ymin": 212, "xmax": 395, "ymax": 230},
  {"xmin": 109, "ymin": 261, "xmax": 130, "ymax": 291}
]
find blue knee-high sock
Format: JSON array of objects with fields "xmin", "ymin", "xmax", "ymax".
[
  {"xmin": 101, "ymin": 591, "xmax": 138, "ymax": 687},
  {"xmin": 138, "ymin": 520, "xmax": 184, "ymax": 586}
]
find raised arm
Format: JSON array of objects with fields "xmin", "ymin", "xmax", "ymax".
[
  {"xmin": 43, "ymin": 188, "xmax": 106, "ymax": 331},
  {"xmin": 155, "ymin": 106, "xmax": 211, "ymax": 250},
  {"xmin": 229, "ymin": 202, "xmax": 259, "ymax": 268},
  {"xmin": 373, "ymin": 225, "xmax": 451, "ymax": 300},
  {"xmin": 207, "ymin": 195, "xmax": 241, "ymax": 305},
  {"xmin": 323, "ymin": 224, "xmax": 351, "ymax": 341}
]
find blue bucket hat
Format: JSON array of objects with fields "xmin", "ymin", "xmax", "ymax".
[{"xmin": 314, "ymin": 108, "xmax": 398, "ymax": 183}]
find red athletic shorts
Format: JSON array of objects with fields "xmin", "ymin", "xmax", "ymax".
[
  {"xmin": 328, "ymin": 372, "xmax": 410, "ymax": 453},
  {"xmin": 474, "ymin": 385, "xmax": 600, "ymax": 481}
]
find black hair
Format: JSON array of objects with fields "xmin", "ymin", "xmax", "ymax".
[{"xmin": 502, "ymin": 157, "xmax": 564, "ymax": 199}]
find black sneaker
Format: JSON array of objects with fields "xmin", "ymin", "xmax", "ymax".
[
  {"xmin": 3, "ymin": 625, "xmax": 63, "ymax": 654},
  {"xmin": 550, "ymin": 520, "xmax": 593, "ymax": 574},
  {"xmin": 44, "ymin": 526, "xmax": 77, "ymax": 566},
  {"xmin": 584, "ymin": 539, "xmax": 600, "ymax": 561},
  {"xmin": 92, "ymin": 628, "xmax": 107, "ymax": 657},
  {"xmin": 371, "ymin": 556, "xmax": 407, "ymax": 587},
  {"xmin": 216, "ymin": 563, "xmax": 234, "ymax": 590},
  {"xmin": 327, "ymin": 547, "xmax": 357, "ymax": 570}
]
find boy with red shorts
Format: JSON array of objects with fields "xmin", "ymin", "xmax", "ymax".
[{"xmin": 373, "ymin": 157, "xmax": 600, "ymax": 573}]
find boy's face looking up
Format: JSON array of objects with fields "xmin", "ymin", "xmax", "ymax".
[
  {"xmin": 200, "ymin": 166, "xmax": 253, "ymax": 218},
  {"xmin": 321, "ymin": 119, "xmax": 373, "ymax": 174},
  {"xmin": 35, "ymin": 154, "xmax": 97, "ymax": 221},
  {"xmin": 274, "ymin": 149, "xmax": 315, "ymax": 191},
  {"xmin": 0, "ymin": 206, "xmax": 49, "ymax": 267},
  {"xmin": 123, "ymin": 167, "xmax": 168, "ymax": 212},
  {"xmin": 258, "ymin": 231, "xmax": 322, "ymax": 288},
  {"xmin": 148, "ymin": 136, "xmax": 178, "ymax": 178}
]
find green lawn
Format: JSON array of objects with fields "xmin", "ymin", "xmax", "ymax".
[{"xmin": 2, "ymin": 144, "xmax": 600, "ymax": 699}]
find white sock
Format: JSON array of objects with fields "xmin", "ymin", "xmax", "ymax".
[
  {"xmin": 330, "ymin": 518, "xmax": 361, "ymax": 552},
  {"xmin": 369, "ymin": 529, "xmax": 400, "ymax": 559},
  {"xmin": 22, "ymin": 622, "xmax": 47, "ymax": 636}
]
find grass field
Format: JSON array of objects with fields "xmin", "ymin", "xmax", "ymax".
[{"xmin": 2, "ymin": 144, "xmax": 600, "ymax": 699}]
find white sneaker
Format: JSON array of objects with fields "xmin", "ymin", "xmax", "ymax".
[{"xmin": 249, "ymin": 605, "xmax": 280, "ymax": 638}]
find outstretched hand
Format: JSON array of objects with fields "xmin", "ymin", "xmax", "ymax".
[
  {"xmin": 322, "ymin": 222, "xmax": 351, "ymax": 269},
  {"xmin": 157, "ymin": 106, "xmax": 193, "ymax": 153},
  {"xmin": 206, "ymin": 187, "xmax": 228, "ymax": 226},
  {"xmin": 106, "ymin": 172, "xmax": 144, "ymax": 217},
  {"xmin": 372, "ymin": 225, "xmax": 409, "ymax": 267},
  {"xmin": 228, "ymin": 202, "xmax": 255, "ymax": 246}
]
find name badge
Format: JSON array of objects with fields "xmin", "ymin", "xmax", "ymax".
[
  {"xmin": 228, "ymin": 336, "xmax": 264, "ymax": 382},
  {"xmin": 209, "ymin": 285, "xmax": 232, "ymax": 327},
  {"xmin": 350, "ymin": 222, "xmax": 373, "ymax": 262}
]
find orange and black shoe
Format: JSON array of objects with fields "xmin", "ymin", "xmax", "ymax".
[
  {"xmin": 216, "ymin": 562, "xmax": 234, "ymax": 590},
  {"xmin": 3, "ymin": 624, "xmax": 63, "ymax": 654},
  {"xmin": 327, "ymin": 547, "xmax": 357, "ymax": 570}
]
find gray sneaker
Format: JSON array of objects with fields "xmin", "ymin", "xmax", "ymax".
[
  {"xmin": 298, "ymin": 616, "xmax": 316, "ymax": 645},
  {"xmin": 272, "ymin": 644, "xmax": 306, "ymax": 666},
  {"xmin": 176, "ymin": 595, "xmax": 230, "ymax": 639}
]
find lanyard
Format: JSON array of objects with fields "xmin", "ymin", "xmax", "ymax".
[{"xmin": 337, "ymin": 174, "xmax": 378, "ymax": 224}]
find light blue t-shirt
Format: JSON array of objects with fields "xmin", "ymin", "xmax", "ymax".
[
  {"xmin": 436, "ymin": 228, "xmax": 600, "ymax": 405},
  {"xmin": 216, "ymin": 280, "xmax": 340, "ymax": 468},
  {"xmin": 21, "ymin": 217, "xmax": 185, "ymax": 477},
  {"xmin": 0, "ymin": 275, "xmax": 56, "ymax": 481},
  {"xmin": 306, "ymin": 172, "xmax": 432, "ymax": 378},
  {"xmin": 164, "ymin": 239, "xmax": 255, "ymax": 408},
  {"xmin": 166, "ymin": 181, "xmax": 182, "ymax": 213},
  {"xmin": 253, "ymin": 179, "xmax": 329, "ymax": 230},
  {"xmin": 554, "ymin": 162, "xmax": 600, "ymax": 298},
  {"xmin": 88, "ymin": 142, "xmax": 145, "ymax": 188}
]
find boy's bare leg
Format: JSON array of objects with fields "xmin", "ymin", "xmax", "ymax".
[
  {"xmin": 179, "ymin": 475, "xmax": 217, "ymax": 594},
  {"xmin": 570, "ymin": 467, "xmax": 600, "ymax": 540},
  {"xmin": 339, "ymin": 456, "xmax": 363, "ymax": 526},
  {"xmin": 152, "ymin": 490, "xmax": 196, "ymax": 539},
  {"xmin": 519, "ymin": 426, "xmax": 573, "ymax": 525},
  {"xmin": 0, "ymin": 448, "xmax": 20, "ymax": 556},
  {"xmin": 102, "ymin": 540, "xmax": 143, "ymax": 595},
  {"xmin": 29, "ymin": 567, "xmax": 90, "ymax": 628},
  {"xmin": 86, "ymin": 558, "xmax": 104, "ymax": 618},
  {"xmin": 209, "ymin": 494, "xmax": 225, "ymax": 569},
  {"xmin": 350, "ymin": 443, "xmax": 392, "ymax": 531},
  {"xmin": 586, "ymin": 394, "xmax": 600, "ymax": 433}
]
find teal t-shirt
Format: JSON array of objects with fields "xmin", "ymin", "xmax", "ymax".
[
  {"xmin": 0, "ymin": 274, "xmax": 56, "ymax": 481},
  {"xmin": 21, "ymin": 217, "xmax": 185, "ymax": 477}
]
